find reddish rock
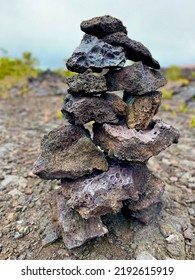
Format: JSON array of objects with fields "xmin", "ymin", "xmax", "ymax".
[
  {"xmin": 61, "ymin": 92, "xmax": 127, "ymax": 125},
  {"xmin": 67, "ymin": 69, "xmax": 107, "ymax": 95},
  {"xmin": 33, "ymin": 125, "xmax": 108, "ymax": 180},
  {"xmin": 55, "ymin": 191, "xmax": 108, "ymax": 249},
  {"xmin": 103, "ymin": 32, "xmax": 160, "ymax": 69},
  {"xmin": 105, "ymin": 62, "xmax": 167, "ymax": 95},
  {"xmin": 124, "ymin": 91, "xmax": 162, "ymax": 129},
  {"xmin": 93, "ymin": 120, "xmax": 180, "ymax": 162},
  {"xmin": 66, "ymin": 34, "xmax": 126, "ymax": 73},
  {"xmin": 80, "ymin": 15, "xmax": 127, "ymax": 38},
  {"xmin": 61, "ymin": 160, "xmax": 150, "ymax": 219}
]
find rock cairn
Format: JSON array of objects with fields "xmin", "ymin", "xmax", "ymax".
[{"xmin": 33, "ymin": 15, "xmax": 180, "ymax": 249}]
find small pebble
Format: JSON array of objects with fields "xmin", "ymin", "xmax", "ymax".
[{"xmin": 169, "ymin": 176, "xmax": 178, "ymax": 182}]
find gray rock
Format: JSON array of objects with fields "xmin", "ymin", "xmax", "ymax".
[
  {"xmin": 61, "ymin": 160, "xmax": 150, "ymax": 219},
  {"xmin": 42, "ymin": 225, "xmax": 59, "ymax": 247},
  {"xmin": 80, "ymin": 15, "xmax": 127, "ymax": 38},
  {"xmin": 124, "ymin": 91, "xmax": 162, "ymax": 129},
  {"xmin": 62, "ymin": 92, "xmax": 127, "ymax": 125},
  {"xmin": 93, "ymin": 119, "xmax": 180, "ymax": 162},
  {"xmin": 103, "ymin": 32, "xmax": 160, "ymax": 69},
  {"xmin": 33, "ymin": 125, "xmax": 108, "ymax": 180},
  {"xmin": 66, "ymin": 34, "xmax": 126, "ymax": 73},
  {"xmin": 136, "ymin": 251, "xmax": 157, "ymax": 260},
  {"xmin": 105, "ymin": 62, "xmax": 167, "ymax": 95},
  {"xmin": 67, "ymin": 69, "xmax": 107, "ymax": 95},
  {"xmin": 55, "ymin": 191, "xmax": 108, "ymax": 249},
  {"xmin": 0, "ymin": 175, "xmax": 27, "ymax": 190}
]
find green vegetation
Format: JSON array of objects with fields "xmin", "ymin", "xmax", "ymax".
[
  {"xmin": 191, "ymin": 72, "xmax": 195, "ymax": 78},
  {"xmin": 162, "ymin": 105, "xmax": 171, "ymax": 112},
  {"xmin": 166, "ymin": 65, "xmax": 183, "ymax": 81},
  {"xmin": 179, "ymin": 102, "xmax": 187, "ymax": 113},
  {"xmin": 0, "ymin": 52, "xmax": 40, "ymax": 80},
  {"xmin": 190, "ymin": 115, "xmax": 195, "ymax": 128},
  {"xmin": 54, "ymin": 68, "xmax": 77, "ymax": 78},
  {"xmin": 0, "ymin": 51, "xmax": 41, "ymax": 98},
  {"xmin": 161, "ymin": 88, "xmax": 174, "ymax": 99},
  {"xmin": 165, "ymin": 65, "xmax": 189, "ymax": 85}
]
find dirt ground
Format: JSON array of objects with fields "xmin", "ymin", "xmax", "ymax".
[{"xmin": 0, "ymin": 84, "xmax": 195, "ymax": 260}]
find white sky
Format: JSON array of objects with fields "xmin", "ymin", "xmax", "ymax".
[{"xmin": 0, "ymin": 0, "xmax": 195, "ymax": 69}]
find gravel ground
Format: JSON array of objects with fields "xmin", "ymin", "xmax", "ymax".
[{"xmin": 0, "ymin": 86, "xmax": 194, "ymax": 260}]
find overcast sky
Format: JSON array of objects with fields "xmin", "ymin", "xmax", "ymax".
[{"xmin": 0, "ymin": 0, "xmax": 195, "ymax": 69}]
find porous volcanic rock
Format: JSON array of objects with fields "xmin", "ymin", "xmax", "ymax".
[
  {"xmin": 33, "ymin": 125, "xmax": 108, "ymax": 180},
  {"xmin": 67, "ymin": 69, "xmax": 107, "ymax": 95},
  {"xmin": 61, "ymin": 161, "xmax": 150, "ymax": 219},
  {"xmin": 102, "ymin": 32, "xmax": 160, "ymax": 69},
  {"xmin": 80, "ymin": 15, "xmax": 127, "ymax": 38},
  {"xmin": 61, "ymin": 92, "xmax": 127, "ymax": 125},
  {"xmin": 93, "ymin": 120, "xmax": 180, "ymax": 162},
  {"xmin": 66, "ymin": 34, "xmax": 126, "ymax": 73},
  {"xmin": 55, "ymin": 191, "xmax": 108, "ymax": 249},
  {"xmin": 124, "ymin": 91, "xmax": 162, "ymax": 129},
  {"xmin": 105, "ymin": 62, "xmax": 167, "ymax": 95}
]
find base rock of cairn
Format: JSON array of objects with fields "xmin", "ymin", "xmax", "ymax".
[{"xmin": 33, "ymin": 15, "xmax": 180, "ymax": 249}]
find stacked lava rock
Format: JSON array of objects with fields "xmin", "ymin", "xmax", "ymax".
[{"xmin": 33, "ymin": 16, "xmax": 179, "ymax": 249}]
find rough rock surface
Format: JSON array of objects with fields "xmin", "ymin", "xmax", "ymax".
[
  {"xmin": 67, "ymin": 69, "xmax": 107, "ymax": 95},
  {"xmin": 66, "ymin": 34, "xmax": 126, "ymax": 73},
  {"xmin": 125, "ymin": 174, "xmax": 165, "ymax": 211},
  {"xmin": 33, "ymin": 125, "xmax": 108, "ymax": 179},
  {"xmin": 130, "ymin": 202, "xmax": 162, "ymax": 225},
  {"xmin": 61, "ymin": 161, "xmax": 150, "ymax": 219},
  {"xmin": 61, "ymin": 92, "xmax": 127, "ymax": 125},
  {"xmin": 105, "ymin": 62, "xmax": 167, "ymax": 95},
  {"xmin": 124, "ymin": 91, "xmax": 162, "ymax": 129},
  {"xmin": 55, "ymin": 191, "xmax": 108, "ymax": 249},
  {"xmin": 80, "ymin": 15, "xmax": 127, "ymax": 38},
  {"xmin": 93, "ymin": 119, "xmax": 180, "ymax": 162},
  {"xmin": 102, "ymin": 32, "xmax": 160, "ymax": 69}
]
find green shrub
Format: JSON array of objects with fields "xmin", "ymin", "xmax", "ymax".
[
  {"xmin": 190, "ymin": 116, "xmax": 195, "ymax": 128},
  {"xmin": 166, "ymin": 65, "xmax": 183, "ymax": 81},
  {"xmin": 179, "ymin": 103, "xmax": 187, "ymax": 113},
  {"xmin": 161, "ymin": 88, "xmax": 174, "ymax": 99}
]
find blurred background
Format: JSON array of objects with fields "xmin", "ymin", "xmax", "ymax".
[{"xmin": 1, "ymin": 0, "xmax": 195, "ymax": 69}]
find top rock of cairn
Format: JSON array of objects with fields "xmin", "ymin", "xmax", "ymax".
[
  {"xmin": 80, "ymin": 15, "xmax": 128, "ymax": 38},
  {"xmin": 33, "ymin": 15, "xmax": 179, "ymax": 249}
]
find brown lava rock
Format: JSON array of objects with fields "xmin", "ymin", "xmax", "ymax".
[
  {"xmin": 80, "ymin": 15, "xmax": 127, "ymax": 38},
  {"xmin": 105, "ymin": 62, "xmax": 167, "ymax": 95},
  {"xmin": 102, "ymin": 32, "xmax": 160, "ymax": 69},
  {"xmin": 124, "ymin": 91, "xmax": 162, "ymax": 129},
  {"xmin": 61, "ymin": 92, "xmax": 127, "ymax": 125},
  {"xmin": 93, "ymin": 119, "xmax": 180, "ymax": 162},
  {"xmin": 33, "ymin": 125, "xmax": 108, "ymax": 180}
]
